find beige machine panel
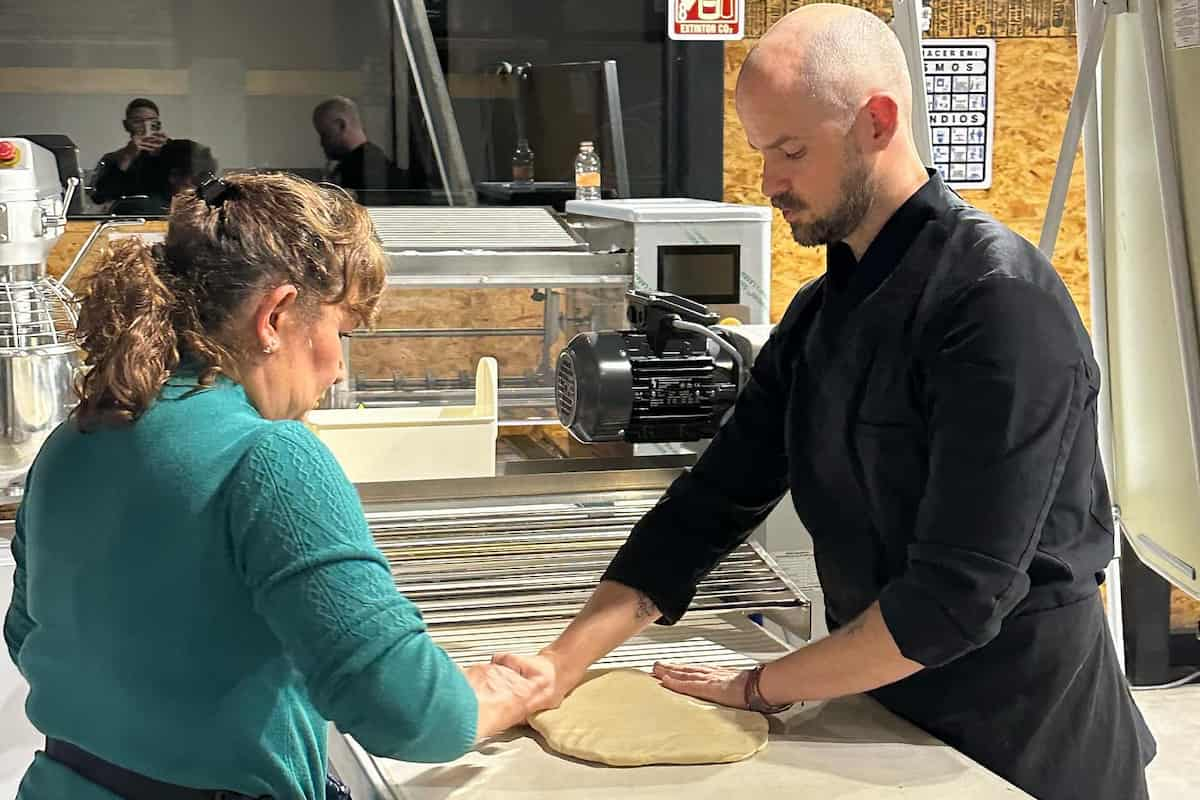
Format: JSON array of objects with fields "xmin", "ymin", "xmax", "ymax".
[{"xmin": 1102, "ymin": 1, "xmax": 1200, "ymax": 598}]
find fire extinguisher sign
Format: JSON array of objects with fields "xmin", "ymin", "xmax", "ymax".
[{"xmin": 668, "ymin": 0, "xmax": 745, "ymax": 41}]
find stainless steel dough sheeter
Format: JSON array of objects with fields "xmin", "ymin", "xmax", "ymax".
[{"xmin": 327, "ymin": 468, "xmax": 1032, "ymax": 799}]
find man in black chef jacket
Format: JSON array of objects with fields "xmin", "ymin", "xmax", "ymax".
[
  {"xmin": 312, "ymin": 96, "xmax": 411, "ymax": 205},
  {"xmin": 494, "ymin": 5, "xmax": 1156, "ymax": 798}
]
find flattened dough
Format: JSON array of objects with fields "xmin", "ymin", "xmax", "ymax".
[{"xmin": 528, "ymin": 668, "xmax": 768, "ymax": 767}]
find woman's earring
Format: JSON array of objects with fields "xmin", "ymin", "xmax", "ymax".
[{"xmin": 263, "ymin": 341, "xmax": 278, "ymax": 355}]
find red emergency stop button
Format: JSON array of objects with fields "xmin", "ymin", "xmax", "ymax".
[{"xmin": 0, "ymin": 141, "xmax": 18, "ymax": 167}]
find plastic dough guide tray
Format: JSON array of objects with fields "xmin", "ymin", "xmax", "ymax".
[
  {"xmin": 337, "ymin": 615, "xmax": 1033, "ymax": 799},
  {"xmin": 305, "ymin": 357, "xmax": 498, "ymax": 483}
]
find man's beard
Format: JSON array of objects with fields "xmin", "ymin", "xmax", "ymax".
[{"xmin": 773, "ymin": 145, "xmax": 874, "ymax": 247}]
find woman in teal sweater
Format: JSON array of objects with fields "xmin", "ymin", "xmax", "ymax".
[{"xmin": 3, "ymin": 173, "xmax": 537, "ymax": 799}]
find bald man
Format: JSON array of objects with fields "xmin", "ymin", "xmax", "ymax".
[
  {"xmin": 312, "ymin": 96, "xmax": 410, "ymax": 204},
  {"xmin": 495, "ymin": 6, "xmax": 1155, "ymax": 798}
]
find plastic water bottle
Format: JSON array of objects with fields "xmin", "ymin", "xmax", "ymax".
[
  {"xmin": 511, "ymin": 138, "xmax": 534, "ymax": 186},
  {"xmin": 574, "ymin": 141, "xmax": 601, "ymax": 200}
]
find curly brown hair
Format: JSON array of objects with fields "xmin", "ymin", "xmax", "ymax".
[{"xmin": 73, "ymin": 172, "xmax": 386, "ymax": 430}]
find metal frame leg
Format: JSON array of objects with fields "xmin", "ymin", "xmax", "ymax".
[
  {"xmin": 1121, "ymin": 534, "xmax": 1176, "ymax": 685},
  {"xmin": 391, "ymin": 0, "xmax": 477, "ymax": 205},
  {"xmin": 1072, "ymin": 0, "xmax": 1127, "ymax": 673},
  {"xmin": 1038, "ymin": 0, "xmax": 1114, "ymax": 259},
  {"xmin": 1043, "ymin": 0, "xmax": 1136, "ymax": 665},
  {"xmin": 891, "ymin": 0, "xmax": 933, "ymax": 166}
]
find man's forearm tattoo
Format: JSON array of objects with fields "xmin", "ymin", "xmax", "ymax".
[
  {"xmin": 635, "ymin": 592, "xmax": 656, "ymax": 621},
  {"xmin": 841, "ymin": 612, "xmax": 867, "ymax": 637}
]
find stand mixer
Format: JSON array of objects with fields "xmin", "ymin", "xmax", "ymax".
[{"xmin": 0, "ymin": 138, "xmax": 80, "ymax": 505}]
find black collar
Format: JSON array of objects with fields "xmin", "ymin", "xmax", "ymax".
[{"xmin": 825, "ymin": 169, "xmax": 953, "ymax": 306}]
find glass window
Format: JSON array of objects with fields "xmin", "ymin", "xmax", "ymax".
[{"xmin": 1, "ymin": 0, "xmax": 719, "ymax": 216}]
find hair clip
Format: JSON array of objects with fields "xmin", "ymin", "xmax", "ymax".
[{"xmin": 196, "ymin": 172, "xmax": 232, "ymax": 208}]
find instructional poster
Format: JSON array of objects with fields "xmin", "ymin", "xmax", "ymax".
[{"xmin": 922, "ymin": 38, "xmax": 997, "ymax": 190}]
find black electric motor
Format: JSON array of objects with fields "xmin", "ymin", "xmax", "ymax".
[{"xmin": 555, "ymin": 291, "xmax": 742, "ymax": 443}]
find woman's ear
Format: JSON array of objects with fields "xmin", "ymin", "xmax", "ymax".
[{"xmin": 252, "ymin": 285, "xmax": 299, "ymax": 354}]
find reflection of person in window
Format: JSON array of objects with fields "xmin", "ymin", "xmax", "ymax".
[
  {"xmin": 89, "ymin": 98, "xmax": 171, "ymax": 205},
  {"xmin": 108, "ymin": 139, "xmax": 219, "ymax": 214},
  {"xmin": 312, "ymin": 96, "xmax": 410, "ymax": 205},
  {"xmin": 163, "ymin": 140, "xmax": 218, "ymax": 200}
]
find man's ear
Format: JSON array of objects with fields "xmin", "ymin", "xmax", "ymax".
[{"xmin": 862, "ymin": 93, "xmax": 901, "ymax": 152}]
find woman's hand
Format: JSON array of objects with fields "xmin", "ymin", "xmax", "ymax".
[
  {"xmin": 490, "ymin": 650, "xmax": 583, "ymax": 714},
  {"xmin": 463, "ymin": 662, "xmax": 539, "ymax": 740},
  {"xmin": 651, "ymin": 662, "xmax": 751, "ymax": 709},
  {"xmin": 487, "ymin": 581, "xmax": 661, "ymax": 715}
]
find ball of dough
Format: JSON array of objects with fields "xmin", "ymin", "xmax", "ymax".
[{"xmin": 528, "ymin": 668, "xmax": 769, "ymax": 767}]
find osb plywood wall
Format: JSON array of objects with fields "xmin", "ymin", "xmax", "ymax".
[
  {"xmin": 354, "ymin": 289, "xmax": 547, "ymax": 381},
  {"xmin": 46, "ymin": 221, "xmax": 169, "ymax": 284},
  {"xmin": 46, "ymin": 227, "xmax": 579, "ymax": 384},
  {"xmin": 350, "ymin": 287, "xmax": 628, "ymax": 381}
]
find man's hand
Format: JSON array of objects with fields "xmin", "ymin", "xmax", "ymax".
[
  {"xmin": 650, "ymin": 603, "xmax": 924, "ymax": 712},
  {"xmin": 463, "ymin": 662, "xmax": 539, "ymax": 740},
  {"xmin": 138, "ymin": 132, "xmax": 168, "ymax": 154},
  {"xmin": 490, "ymin": 650, "xmax": 582, "ymax": 714},
  {"xmin": 116, "ymin": 133, "xmax": 168, "ymax": 170},
  {"xmin": 651, "ymin": 662, "xmax": 751, "ymax": 709}
]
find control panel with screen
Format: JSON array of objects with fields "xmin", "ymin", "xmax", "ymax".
[{"xmin": 657, "ymin": 244, "xmax": 741, "ymax": 305}]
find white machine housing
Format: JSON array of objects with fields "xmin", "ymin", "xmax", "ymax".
[
  {"xmin": 0, "ymin": 139, "xmax": 67, "ymax": 268},
  {"xmin": 565, "ymin": 197, "xmax": 773, "ymax": 324}
]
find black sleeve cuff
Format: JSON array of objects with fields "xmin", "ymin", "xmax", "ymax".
[
  {"xmin": 602, "ymin": 541, "xmax": 696, "ymax": 626},
  {"xmin": 877, "ymin": 560, "xmax": 1029, "ymax": 668}
]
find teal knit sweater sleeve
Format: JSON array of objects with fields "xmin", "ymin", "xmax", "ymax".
[
  {"xmin": 4, "ymin": 493, "xmax": 32, "ymax": 671},
  {"xmin": 227, "ymin": 422, "xmax": 478, "ymax": 762}
]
